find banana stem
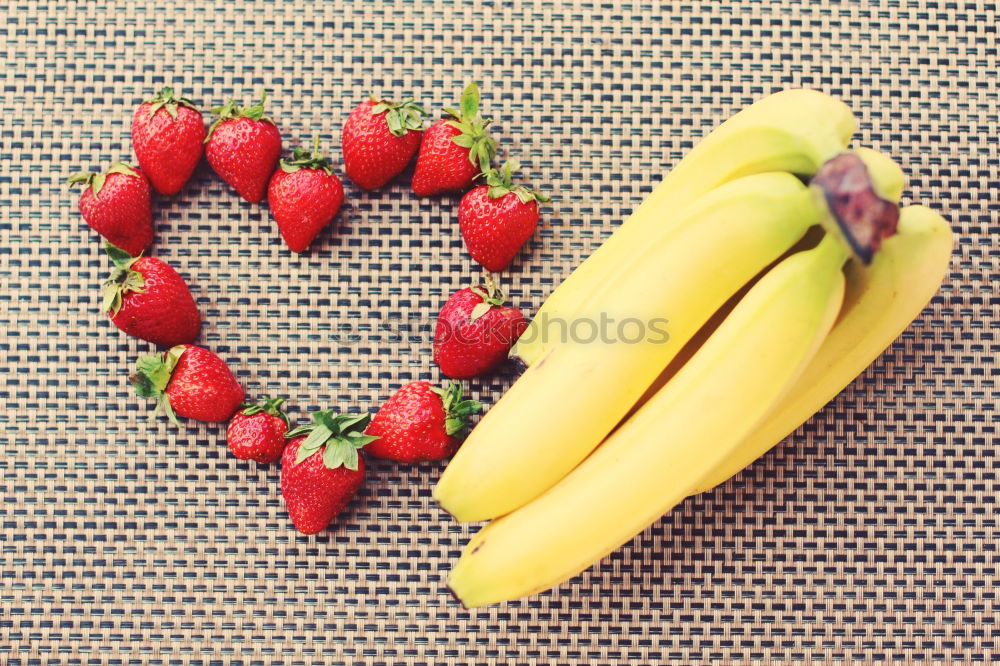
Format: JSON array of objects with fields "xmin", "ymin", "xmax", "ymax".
[
  {"xmin": 813, "ymin": 230, "xmax": 851, "ymax": 269},
  {"xmin": 810, "ymin": 151, "xmax": 901, "ymax": 265}
]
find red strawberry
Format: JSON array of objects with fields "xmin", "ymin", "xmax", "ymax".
[
  {"xmin": 131, "ymin": 87, "xmax": 206, "ymax": 196},
  {"xmin": 433, "ymin": 277, "xmax": 528, "ymax": 378},
  {"xmin": 342, "ymin": 97, "xmax": 426, "ymax": 189},
  {"xmin": 281, "ymin": 411, "xmax": 377, "ymax": 534},
  {"xmin": 459, "ymin": 159, "xmax": 550, "ymax": 272},
  {"xmin": 205, "ymin": 91, "xmax": 282, "ymax": 203},
  {"xmin": 365, "ymin": 381, "xmax": 481, "ymax": 462},
  {"xmin": 68, "ymin": 162, "xmax": 153, "ymax": 256},
  {"xmin": 411, "ymin": 83, "xmax": 496, "ymax": 197},
  {"xmin": 227, "ymin": 396, "xmax": 290, "ymax": 463},
  {"xmin": 131, "ymin": 345, "xmax": 244, "ymax": 424},
  {"xmin": 102, "ymin": 242, "xmax": 200, "ymax": 347},
  {"xmin": 267, "ymin": 136, "xmax": 345, "ymax": 253}
]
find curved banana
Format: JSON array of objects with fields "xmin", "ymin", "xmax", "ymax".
[
  {"xmin": 435, "ymin": 172, "xmax": 817, "ymax": 521},
  {"xmin": 690, "ymin": 204, "xmax": 953, "ymax": 493},
  {"xmin": 449, "ymin": 234, "xmax": 849, "ymax": 608},
  {"xmin": 511, "ymin": 89, "xmax": 856, "ymax": 366}
]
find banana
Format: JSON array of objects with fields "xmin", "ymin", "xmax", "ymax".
[
  {"xmin": 511, "ymin": 89, "xmax": 856, "ymax": 366},
  {"xmin": 690, "ymin": 204, "xmax": 953, "ymax": 493},
  {"xmin": 434, "ymin": 171, "xmax": 818, "ymax": 521},
  {"xmin": 449, "ymin": 234, "xmax": 850, "ymax": 608}
]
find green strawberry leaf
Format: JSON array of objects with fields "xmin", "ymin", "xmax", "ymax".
[
  {"xmin": 288, "ymin": 410, "xmax": 374, "ymax": 467},
  {"xmin": 335, "ymin": 412, "xmax": 371, "ymax": 434},
  {"xmin": 370, "ymin": 95, "xmax": 427, "ymax": 136},
  {"xmin": 278, "ymin": 135, "xmax": 333, "ymax": 176},
  {"xmin": 90, "ymin": 173, "xmax": 107, "ymax": 199},
  {"xmin": 107, "ymin": 162, "xmax": 139, "ymax": 178},
  {"xmin": 131, "ymin": 346, "xmax": 183, "ymax": 404},
  {"xmin": 479, "ymin": 159, "xmax": 548, "ymax": 204},
  {"xmin": 469, "ymin": 301, "xmax": 492, "ymax": 324},
  {"xmin": 300, "ymin": 423, "xmax": 333, "ymax": 452},
  {"xmin": 104, "ymin": 241, "xmax": 136, "ymax": 269},
  {"xmin": 452, "ymin": 134, "xmax": 476, "ymax": 149},
  {"xmin": 160, "ymin": 397, "xmax": 181, "ymax": 428},
  {"xmin": 101, "ymin": 242, "xmax": 144, "ymax": 316},
  {"xmin": 295, "ymin": 440, "xmax": 321, "ymax": 465},
  {"xmin": 146, "ymin": 86, "xmax": 199, "ymax": 118},
  {"xmin": 206, "ymin": 90, "xmax": 273, "ymax": 141},
  {"xmin": 460, "ymin": 82, "xmax": 480, "ymax": 119},
  {"xmin": 432, "ymin": 382, "xmax": 482, "ymax": 437},
  {"xmin": 323, "ymin": 438, "xmax": 359, "ymax": 471},
  {"xmin": 66, "ymin": 171, "xmax": 95, "ymax": 188}
]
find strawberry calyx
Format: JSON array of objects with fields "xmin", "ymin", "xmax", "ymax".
[
  {"xmin": 67, "ymin": 162, "xmax": 141, "ymax": 200},
  {"xmin": 144, "ymin": 86, "xmax": 200, "ymax": 119},
  {"xmin": 279, "ymin": 135, "xmax": 334, "ymax": 176},
  {"xmin": 206, "ymin": 90, "xmax": 273, "ymax": 141},
  {"xmin": 369, "ymin": 95, "xmax": 427, "ymax": 137},
  {"xmin": 130, "ymin": 344, "xmax": 187, "ymax": 426},
  {"xmin": 481, "ymin": 159, "xmax": 551, "ymax": 205},
  {"xmin": 101, "ymin": 241, "xmax": 146, "ymax": 316},
  {"xmin": 239, "ymin": 396, "xmax": 290, "ymax": 427},
  {"xmin": 431, "ymin": 382, "xmax": 482, "ymax": 438},
  {"xmin": 443, "ymin": 82, "xmax": 497, "ymax": 172},
  {"xmin": 285, "ymin": 410, "xmax": 378, "ymax": 469},
  {"xmin": 468, "ymin": 274, "xmax": 506, "ymax": 324}
]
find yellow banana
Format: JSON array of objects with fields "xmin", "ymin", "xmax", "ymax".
[
  {"xmin": 511, "ymin": 89, "xmax": 855, "ymax": 366},
  {"xmin": 449, "ymin": 234, "xmax": 849, "ymax": 608},
  {"xmin": 690, "ymin": 204, "xmax": 953, "ymax": 493},
  {"xmin": 435, "ymin": 172, "xmax": 817, "ymax": 521}
]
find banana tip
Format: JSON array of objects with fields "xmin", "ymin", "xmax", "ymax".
[
  {"xmin": 446, "ymin": 584, "xmax": 471, "ymax": 610},
  {"xmin": 507, "ymin": 354, "xmax": 528, "ymax": 375}
]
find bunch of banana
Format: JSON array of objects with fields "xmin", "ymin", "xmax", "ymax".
[{"xmin": 435, "ymin": 90, "xmax": 953, "ymax": 607}]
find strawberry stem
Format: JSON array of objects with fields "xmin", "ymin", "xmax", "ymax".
[
  {"xmin": 67, "ymin": 162, "xmax": 140, "ymax": 199},
  {"xmin": 442, "ymin": 82, "xmax": 497, "ymax": 172},
  {"xmin": 279, "ymin": 135, "xmax": 334, "ymax": 176},
  {"xmin": 144, "ymin": 87, "xmax": 200, "ymax": 119},
  {"xmin": 206, "ymin": 90, "xmax": 273, "ymax": 141},
  {"xmin": 239, "ymin": 396, "xmax": 290, "ymax": 426},
  {"xmin": 130, "ymin": 345, "xmax": 187, "ymax": 427},
  {"xmin": 481, "ymin": 159, "xmax": 550, "ymax": 204},
  {"xmin": 285, "ymin": 410, "xmax": 378, "ymax": 469},
  {"xmin": 431, "ymin": 382, "xmax": 482, "ymax": 438},
  {"xmin": 369, "ymin": 95, "xmax": 427, "ymax": 137},
  {"xmin": 468, "ymin": 274, "xmax": 507, "ymax": 324},
  {"xmin": 102, "ymin": 241, "xmax": 145, "ymax": 315}
]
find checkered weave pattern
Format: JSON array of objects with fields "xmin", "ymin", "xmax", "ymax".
[{"xmin": 1, "ymin": 1, "xmax": 996, "ymax": 664}]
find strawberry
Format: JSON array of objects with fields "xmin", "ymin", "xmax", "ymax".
[
  {"xmin": 102, "ymin": 242, "xmax": 200, "ymax": 347},
  {"xmin": 459, "ymin": 159, "xmax": 550, "ymax": 272},
  {"xmin": 227, "ymin": 396, "xmax": 290, "ymax": 463},
  {"xmin": 365, "ymin": 381, "xmax": 481, "ymax": 462},
  {"xmin": 411, "ymin": 83, "xmax": 497, "ymax": 197},
  {"xmin": 131, "ymin": 344, "xmax": 244, "ymax": 424},
  {"xmin": 68, "ymin": 162, "xmax": 153, "ymax": 256},
  {"xmin": 267, "ymin": 136, "xmax": 345, "ymax": 253},
  {"xmin": 341, "ymin": 96, "xmax": 426, "ymax": 190},
  {"xmin": 281, "ymin": 411, "xmax": 377, "ymax": 534},
  {"xmin": 131, "ymin": 87, "xmax": 206, "ymax": 196},
  {"xmin": 433, "ymin": 277, "xmax": 528, "ymax": 379},
  {"xmin": 205, "ymin": 91, "xmax": 282, "ymax": 203}
]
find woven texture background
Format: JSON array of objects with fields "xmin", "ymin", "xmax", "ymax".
[{"xmin": 1, "ymin": 1, "xmax": 997, "ymax": 664}]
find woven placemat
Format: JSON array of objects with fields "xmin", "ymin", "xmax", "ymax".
[{"xmin": 1, "ymin": 1, "xmax": 996, "ymax": 664}]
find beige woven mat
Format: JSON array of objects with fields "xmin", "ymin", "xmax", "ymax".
[{"xmin": 1, "ymin": 1, "xmax": 996, "ymax": 664}]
